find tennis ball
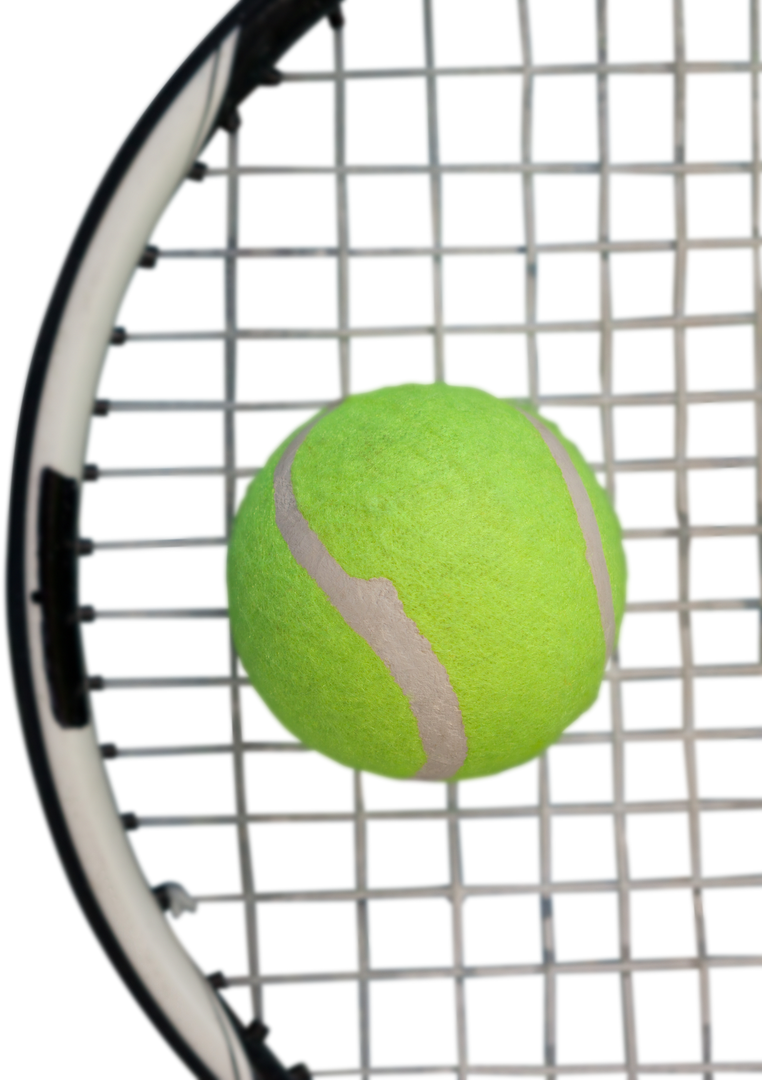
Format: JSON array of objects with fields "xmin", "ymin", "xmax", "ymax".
[{"xmin": 228, "ymin": 383, "xmax": 626, "ymax": 781}]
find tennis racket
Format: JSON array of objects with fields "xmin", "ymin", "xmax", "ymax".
[{"xmin": 8, "ymin": 1, "xmax": 762, "ymax": 1077}]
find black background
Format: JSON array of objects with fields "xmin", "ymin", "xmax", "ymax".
[{"xmin": 4, "ymin": 4, "xmax": 226, "ymax": 1075}]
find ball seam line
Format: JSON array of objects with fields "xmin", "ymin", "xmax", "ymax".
[
  {"xmin": 272, "ymin": 409, "xmax": 468, "ymax": 781},
  {"xmin": 517, "ymin": 408, "xmax": 616, "ymax": 661}
]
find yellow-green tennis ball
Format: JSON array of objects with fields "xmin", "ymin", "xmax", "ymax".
[{"xmin": 228, "ymin": 383, "xmax": 626, "ymax": 781}]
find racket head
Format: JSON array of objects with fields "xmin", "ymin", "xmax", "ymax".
[{"xmin": 2, "ymin": 0, "xmax": 755, "ymax": 1075}]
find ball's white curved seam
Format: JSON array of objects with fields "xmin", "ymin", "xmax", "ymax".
[
  {"xmin": 272, "ymin": 411, "xmax": 468, "ymax": 780},
  {"xmin": 269, "ymin": 404, "xmax": 614, "ymax": 778},
  {"xmin": 518, "ymin": 409, "xmax": 616, "ymax": 660}
]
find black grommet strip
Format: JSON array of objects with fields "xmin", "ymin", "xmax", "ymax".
[
  {"xmin": 121, "ymin": 812, "xmax": 139, "ymax": 831},
  {"xmin": 138, "ymin": 245, "xmax": 159, "ymax": 269},
  {"xmin": 101, "ymin": 743, "xmax": 118, "ymax": 760},
  {"xmin": 110, "ymin": 326, "xmax": 127, "ymax": 345},
  {"xmin": 93, "ymin": 400, "xmax": 110, "ymax": 417},
  {"xmin": 188, "ymin": 161, "xmax": 208, "ymax": 181},
  {"xmin": 83, "ymin": 464, "xmax": 99, "ymax": 481}
]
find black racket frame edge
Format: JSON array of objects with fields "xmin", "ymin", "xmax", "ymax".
[{"xmin": 7, "ymin": 2, "xmax": 342, "ymax": 1078}]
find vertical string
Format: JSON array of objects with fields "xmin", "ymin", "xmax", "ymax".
[
  {"xmin": 333, "ymin": 13, "xmax": 351, "ymax": 399},
  {"xmin": 518, "ymin": 0, "xmax": 540, "ymax": 409},
  {"xmin": 447, "ymin": 783, "xmax": 468, "ymax": 1080},
  {"xmin": 423, "ymin": 0, "xmax": 446, "ymax": 382}
]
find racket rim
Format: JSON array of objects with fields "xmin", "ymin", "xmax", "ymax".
[{"xmin": 5, "ymin": 2, "xmax": 340, "ymax": 1077}]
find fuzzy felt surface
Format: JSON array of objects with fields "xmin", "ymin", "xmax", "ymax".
[{"xmin": 228, "ymin": 383, "xmax": 626, "ymax": 780}]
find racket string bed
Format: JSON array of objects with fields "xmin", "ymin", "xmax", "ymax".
[{"xmin": 83, "ymin": 0, "xmax": 759, "ymax": 1071}]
